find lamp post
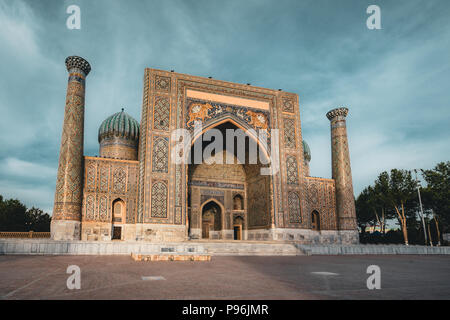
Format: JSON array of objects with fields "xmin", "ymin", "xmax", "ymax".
[{"xmin": 414, "ymin": 169, "xmax": 428, "ymax": 245}]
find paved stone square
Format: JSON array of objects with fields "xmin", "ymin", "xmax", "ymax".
[{"xmin": 0, "ymin": 255, "xmax": 449, "ymax": 300}]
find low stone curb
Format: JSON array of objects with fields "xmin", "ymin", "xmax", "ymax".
[{"xmin": 298, "ymin": 244, "xmax": 450, "ymax": 255}]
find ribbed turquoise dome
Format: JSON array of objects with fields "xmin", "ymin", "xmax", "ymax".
[
  {"xmin": 303, "ymin": 140, "xmax": 311, "ymax": 162},
  {"xmin": 98, "ymin": 109, "xmax": 140, "ymax": 142}
]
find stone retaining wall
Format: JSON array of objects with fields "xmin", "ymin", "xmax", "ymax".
[{"xmin": 0, "ymin": 239, "xmax": 449, "ymax": 256}]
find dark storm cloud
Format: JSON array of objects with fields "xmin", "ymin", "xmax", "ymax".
[{"xmin": 0, "ymin": 0, "xmax": 449, "ymax": 214}]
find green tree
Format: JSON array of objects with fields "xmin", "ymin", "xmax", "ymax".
[
  {"xmin": 372, "ymin": 172, "xmax": 393, "ymax": 234},
  {"xmin": 384, "ymin": 169, "xmax": 418, "ymax": 245},
  {"xmin": 421, "ymin": 161, "xmax": 450, "ymax": 238},
  {"xmin": 0, "ymin": 196, "xmax": 28, "ymax": 231},
  {"xmin": 0, "ymin": 195, "xmax": 51, "ymax": 232},
  {"xmin": 26, "ymin": 207, "xmax": 51, "ymax": 232},
  {"xmin": 356, "ymin": 172, "xmax": 398, "ymax": 236},
  {"xmin": 356, "ymin": 170, "xmax": 418, "ymax": 245},
  {"xmin": 356, "ymin": 186, "xmax": 376, "ymax": 232}
]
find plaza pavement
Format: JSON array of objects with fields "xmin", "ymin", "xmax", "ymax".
[{"xmin": 0, "ymin": 255, "xmax": 449, "ymax": 300}]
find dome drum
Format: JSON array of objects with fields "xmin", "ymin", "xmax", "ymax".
[{"xmin": 99, "ymin": 136, "xmax": 139, "ymax": 160}]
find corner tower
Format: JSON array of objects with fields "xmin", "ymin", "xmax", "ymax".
[
  {"xmin": 326, "ymin": 107, "xmax": 357, "ymax": 232},
  {"xmin": 51, "ymin": 56, "xmax": 91, "ymax": 240}
]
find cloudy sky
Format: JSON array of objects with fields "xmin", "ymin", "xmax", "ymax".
[{"xmin": 0, "ymin": 0, "xmax": 449, "ymax": 214}]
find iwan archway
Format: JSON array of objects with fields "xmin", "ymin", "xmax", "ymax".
[
  {"xmin": 200, "ymin": 199, "xmax": 223, "ymax": 239},
  {"xmin": 112, "ymin": 198, "xmax": 125, "ymax": 240},
  {"xmin": 187, "ymin": 120, "xmax": 273, "ymax": 240}
]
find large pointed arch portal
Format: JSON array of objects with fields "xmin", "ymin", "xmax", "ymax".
[{"xmin": 186, "ymin": 118, "xmax": 273, "ymax": 241}]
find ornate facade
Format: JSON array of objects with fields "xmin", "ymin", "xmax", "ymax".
[{"xmin": 51, "ymin": 56, "xmax": 358, "ymax": 244}]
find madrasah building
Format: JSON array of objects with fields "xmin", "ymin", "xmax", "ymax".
[{"xmin": 51, "ymin": 55, "xmax": 359, "ymax": 244}]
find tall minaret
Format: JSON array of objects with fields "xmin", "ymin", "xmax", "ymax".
[
  {"xmin": 326, "ymin": 107, "xmax": 357, "ymax": 231},
  {"xmin": 51, "ymin": 56, "xmax": 91, "ymax": 240}
]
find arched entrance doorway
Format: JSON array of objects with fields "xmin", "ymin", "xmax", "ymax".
[
  {"xmin": 201, "ymin": 200, "xmax": 222, "ymax": 239},
  {"xmin": 311, "ymin": 210, "xmax": 320, "ymax": 231},
  {"xmin": 187, "ymin": 120, "xmax": 272, "ymax": 241},
  {"xmin": 112, "ymin": 198, "xmax": 125, "ymax": 240},
  {"xmin": 233, "ymin": 216, "xmax": 244, "ymax": 240}
]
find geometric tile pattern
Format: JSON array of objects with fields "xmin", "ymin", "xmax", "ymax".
[
  {"xmin": 81, "ymin": 158, "xmax": 138, "ymax": 225},
  {"xmin": 152, "ymin": 137, "xmax": 169, "ymax": 173},
  {"xmin": 151, "ymin": 181, "xmax": 168, "ymax": 218},
  {"xmin": 113, "ymin": 167, "xmax": 127, "ymax": 193},
  {"xmin": 86, "ymin": 195, "xmax": 95, "ymax": 220},
  {"xmin": 304, "ymin": 177, "xmax": 338, "ymax": 230},
  {"xmin": 246, "ymin": 169, "xmax": 270, "ymax": 228},
  {"xmin": 283, "ymin": 118, "xmax": 296, "ymax": 149},
  {"xmin": 99, "ymin": 195, "xmax": 108, "ymax": 221},
  {"xmin": 153, "ymin": 97, "xmax": 170, "ymax": 131},
  {"xmin": 328, "ymin": 108, "xmax": 357, "ymax": 230},
  {"xmin": 100, "ymin": 167, "xmax": 109, "ymax": 192},
  {"xmin": 155, "ymin": 75, "xmax": 171, "ymax": 92},
  {"xmin": 138, "ymin": 69, "xmax": 151, "ymax": 223},
  {"xmin": 286, "ymin": 155, "xmax": 299, "ymax": 185},
  {"xmin": 288, "ymin": 192, "xmax": 301, "ymax": 223},
  {"xmin": 53, "ymin": 69, "xmax": 86, "ymax": 221},
  {"xmin": 282, "ymin": 97, "xmax": 294, "ymax": 113},
  {"xmin": 86, "ymin": 165, "xmax": 96, "ymax": 191}
]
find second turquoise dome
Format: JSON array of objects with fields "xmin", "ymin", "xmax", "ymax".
[
  {"xmin": 98, "ymin": 109, "xmax": 140, "ymax": 142},
  {"xmin": 303, "ymin": 140, "xmax": 311, "ymax": 162}
]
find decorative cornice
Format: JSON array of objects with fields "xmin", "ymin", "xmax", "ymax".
[
  {"xmin": 84, "ymin": 155, "xmax": 139, "ymax": 164},
  {"xmin": 326, "ymin": 107, "xmax": 348, "ymax": 120},
  {"xmin": 65, "ymin": 56, "xmax": 91, "ymax": 75}
]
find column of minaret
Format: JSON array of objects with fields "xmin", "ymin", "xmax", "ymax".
[
  {"xmin": 326, "ymin": 107, "xmax": 357, "ymax": 231},
  {"xmin": 51, "ymin": 56, "xmax": 91, "ymax": 240}
]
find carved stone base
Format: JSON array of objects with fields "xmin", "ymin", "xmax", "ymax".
[
  {"xmin": 247, "ymin": 228, "xmax": 359, "ymax": 244},
  {"xmin": 189, "ymin": 228, "xmax": 237, "ymax": 240},
  {"xmin": 51, "ymin": 220, "xmax": 81, "ymax": 241},
  {"xmin": 135, "ymin": 224, "xmax": 187, "ymax": 242}
]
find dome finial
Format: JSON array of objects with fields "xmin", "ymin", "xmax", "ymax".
[{"xmin": 121, "ymin": 107, "xmax": 124, "ymax": 112}]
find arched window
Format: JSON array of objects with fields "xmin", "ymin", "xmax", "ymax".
[
  {"xmin": 112, "ymin": 198, "xmax": 125, "ymax": 223},
  {"xmin": 311, "ymin": 210, "xmax": 320, "ymax": 231},
  {"xmin": 233, "ymin": 194, "xmax": 244, "ymax": 210}
]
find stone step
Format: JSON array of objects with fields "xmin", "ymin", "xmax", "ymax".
[{"xmin": 131, "ymin": 252, "xmax": 211, "ymax": 261}]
